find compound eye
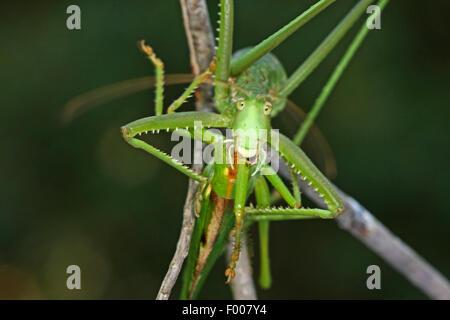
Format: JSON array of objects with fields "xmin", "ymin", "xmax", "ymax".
[
  {"xmin": 237, "ymin": 99, "xmax": 245, "ymax": 111},
  {"xmin": 263, "ymin": 102, "xmax": 272, "ymax": 115}
]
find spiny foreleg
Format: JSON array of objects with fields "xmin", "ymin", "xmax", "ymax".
[
  {"xmin": 121, "ymin": 112, "xmax": 231, "ymax": 182},
  {"xmin": 245, "ymin": 206, "xmax": 332, "ymax": 220},
  {"xmin": 271, "ymin": 132, "xmax": 344, "ymax": 216}
]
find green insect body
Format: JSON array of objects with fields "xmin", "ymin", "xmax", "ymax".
[
  {"xmin": 208, "ymin": 49, "xmax": 285, "ymax": 201},
  {"xmin": 61, "ymin": 0, "xmax": 392, "ymax": 300},
  {"xmin": 113, "ymin": 0, "xmax": 389, "ymax": 299},
  {"xmin": 122, "ymin": 55, "xmax": 344, "ymax": 298}
]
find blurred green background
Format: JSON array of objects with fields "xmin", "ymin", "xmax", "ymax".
[{"xmin": 0, "ymin": 0, "xmax": 448, "ymax": 299}]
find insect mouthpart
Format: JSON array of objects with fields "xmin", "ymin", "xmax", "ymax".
[
  {"xmin": 235, "ymin": 143, "xmax": 258, "ymax": 159},
  {"xmin": 248, "ymin": 154, "xmax": 258, "ymax": 165}
]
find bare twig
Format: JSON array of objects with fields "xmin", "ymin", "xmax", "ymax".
[
  {"xmin": 278, "ymin": 160, "xmax": 450, "ymax": 300},
  {"xmin": 180, "ymin": 0, "xmax": 216, "ymax": 112},
  {"xmin": 156, "ymin": 0, "xmax": 217, "ymax": 300},
  {"xmin": 156, "ymin": 177, "xmax": 200, "ymax": 300},
  {"xmin": 226, "ymin": 233, "xmax": 258, "ymax": 300},
  {"xmin": 336, "ymin": 195, "xmax": 450, "ymax": 300}
]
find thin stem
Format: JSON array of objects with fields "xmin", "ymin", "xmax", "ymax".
[{"xmin": 156, "ymin": 177, "xmax": 200, "ymax": 300}]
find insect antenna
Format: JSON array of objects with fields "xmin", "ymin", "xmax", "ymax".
[
  {"xmin": 63, "ymin": 73, "xmax": 247, "ymax": 124},
  {"xmin": 62, "ymin": 73, "xmax": 194, "ymax": 123}
]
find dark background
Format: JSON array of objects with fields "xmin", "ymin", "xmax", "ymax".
[{"xmin": 0, "ymin": 0, "xmax": 448, "ymax": 299}]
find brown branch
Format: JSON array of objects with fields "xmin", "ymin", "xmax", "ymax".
[
  {"xmin": 278, "ymin": 160, "xmax": 450, "ymax": 300},
  {"xmin": 156, "ymin": 0, "xmax": 217, "ymax": 300},
  {"xmin": 156, "ymin": 177, "xmax": 200, "ymax": 300},
  {"xmin": 180, "ymin": 0, "xmax": 216, "ymax": 112}
]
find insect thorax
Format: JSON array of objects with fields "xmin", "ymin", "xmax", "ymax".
[{"xmin": 230, "ymin": 48, "xmax": 288, "ymax": 117}]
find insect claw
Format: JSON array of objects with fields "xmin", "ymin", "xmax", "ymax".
[{"xmin": 138, "ymin": 40, "xmax": 153, "ymax": 56}]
